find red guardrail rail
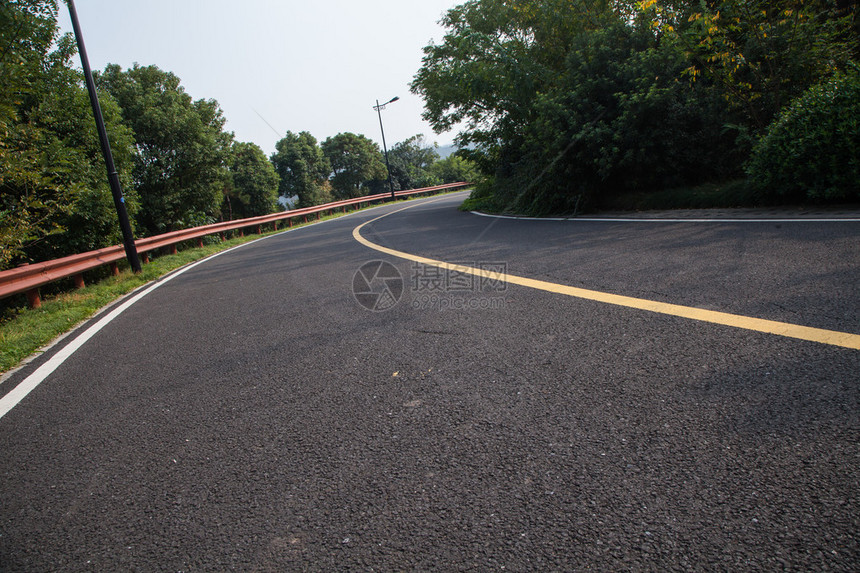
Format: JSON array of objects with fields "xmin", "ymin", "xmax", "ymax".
[{"xmin": 1, "ymin": 182, "xmax": 471, "ymax": 308}]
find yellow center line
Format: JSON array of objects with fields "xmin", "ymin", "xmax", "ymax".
[{"xmin": 353, "ymin": 197, "xmax": 860, "ymax": 350}]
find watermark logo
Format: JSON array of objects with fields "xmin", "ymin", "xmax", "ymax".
[
  {"xmin": 352, "ymin": 260, "xmax": 404, "ymax": 312},
  {"xmin": 353, "ymin": 260, "xmax": 509, "ymax": 312}
]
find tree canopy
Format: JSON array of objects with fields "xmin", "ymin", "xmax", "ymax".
[
  {"xmin": 97, "ymin": 64, "xmax": 234, "ymax": 234},
  {"xmin": 321, "ymin": 132, "xmax": 387, "ymax": 199},
  {"xmin": 413, "ymin": 0, "xmax": 858, "ymax": 214},
  {"xmin": 271, "ymin": 131, "xmax": 332, "ymax": 208},
  {"xmin": 388, "ymin": 135, "xmax": 440, "ymax": 191},
  {"xmin": 0, "ymin": 0, "xmax": 137, "ymax": 267},
  {"xmin": 430, "ymin": 154, "xmax": 481, "ymax": 185},
  {"xmin": 411, "ymin": 0, "xmax": 624, "ymax": 150},
  {"xmin": 224, "ymin": 141, "xmax": 279, "ymax": 220},
  {"xmin": 663, "ymin": 0, "xmax": 858, "ymax": 130}
]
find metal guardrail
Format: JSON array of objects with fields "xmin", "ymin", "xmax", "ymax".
[{"xmin": 1, "ymin": 182, "xmax": 471, "ymax": 308}]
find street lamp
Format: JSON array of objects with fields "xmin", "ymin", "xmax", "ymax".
[{"xmin": 373, "ymin": 96, "xmax": 399, "ymax": 199}]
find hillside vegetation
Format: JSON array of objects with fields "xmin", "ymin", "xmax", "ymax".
[{"xmin": 411, "ymin": 0, "xmax": 858, "ymax": 215}]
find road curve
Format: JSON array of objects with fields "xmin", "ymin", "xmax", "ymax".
[
  {"xmin": 1, "ymin": 192, "xmax": 858, "ymax": 571},
  {"xmin": 354, "ymin": 199, "xmax": 860, "ymax": 349}
]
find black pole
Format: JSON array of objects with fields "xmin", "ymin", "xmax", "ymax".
[
  {"xmin": 375, "ymin": 99, "xmax": 396, "ymax": 200},
  {"xmin": 67, "ymin": 0, "xmax": 141, "ymax": 273}
]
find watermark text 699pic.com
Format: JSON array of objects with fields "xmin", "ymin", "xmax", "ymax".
[{"xmin": 409, "ymin": 261, "xmax": 507, "ymax": 311}]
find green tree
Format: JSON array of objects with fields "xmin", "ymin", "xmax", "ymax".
[
  {"xmin": 223, "ymin": 141, "xmax": 279, "ymax": 219},
  {"xmin": 410, "ymin": 0, "xmax": 641, "ymax": 213},
  {"xmin": 97, "ymin": 64, "xmax": 233, "ymax": 234},
  {"xmin": 0, "ymin": 0, "xmax": 137, "ymax": 268},
  {"xmin": 0, "ymin": 2, "xmax": 58, "ymax": 268},
  {"xmin": 320, "ymin": 132, "xmax": 386, "ymax": 199},
  {"xmin": 429, "ymin": 154, "xmax": 481, "ymax": 184},
  {"xmin": 503, "ymin": 21, "xmax": 741, "ymax": 214},
  {"xmin": 0, "ymin": 0, "xmax": 67, "ymax": 269},
  {"xmin": 647, "ymin": 0, "xmax": 859, "ymax": 130},
  {"xmin": 270, "ymin": 131, "xmax": 331, "ymax": 207},
  {"xmin": 413, "ymin": 0, "xmax": 743, "ymax": 215},
  {"xmin": 388, "ymin": 135, "xmax": 440, "ymax": 190},
  {"xmin": 411, "ymin": 0, "xmax": 624, "ymax": 151},
  {"xmin": 35, "ymin": 52, "xmax": 138, "ymax": 259}
]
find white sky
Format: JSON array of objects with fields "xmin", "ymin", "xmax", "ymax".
[{"xmin": 57, "ymin": 0, "xmax": 462, "ymax": 156}]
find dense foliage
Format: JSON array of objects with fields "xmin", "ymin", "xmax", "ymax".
[
  {"xmin": 746, "ymin": 64, "xmax": 860, "ymax": 202},
  {"xmin": 270, "ymin": 131, "xmax": 332, "ymax": 208},
  {"xmin": 1, "ymin": 0, "xmax": 289, "ymax": 269},
  {"xmin": 429, "ymin": 154, "xmax": 482, "ymax": 185},
  {"xmin": 412, "ymin": 0, "xmax": 858, "ymax": 214},
  {"xmin": 272, "ymin": 131, "xmax": 465, "ymax": 205},
  {"xmin": 388, "ymin": 135, "xmax": 440, "ymax": 191},
  {"xmin": 0, "ymin": 0, "xmax": 137, "ymax": 267},
  {"xmin": 97, "ymin": 64, "xmax": 233, "ymax": 234},
  {"xmin": 321, "ymin": 132, "xmax": 388, "ymax": 199},
  {"xmin": 224, "ymin": 141, "xmax": 280, "ymax": 219}
]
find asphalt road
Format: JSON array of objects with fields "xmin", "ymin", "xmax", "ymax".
[{"xmin": 1, "ymin": 192, "xmax": 858, "ymax": 571}]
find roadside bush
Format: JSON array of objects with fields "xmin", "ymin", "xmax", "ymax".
[
  {"xmin": 747, "ymin": 65, "xmax": 860, "ymax": 203},
  {"xmin": 459, "ymin": 178, "xmax": 499, "ymax": 212}
]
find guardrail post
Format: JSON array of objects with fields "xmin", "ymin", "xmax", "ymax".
[
  {"xmin": 197, "ymin": 238, "xmax": 204, "ymax": 248},
  {"xmin": 110, "ymin": 262, "xmax": 119, "ymax": 276},
  {"xmin": 303, "ymin": 215, "xmax": 307, "ymax": 223},
  {"xmin": 273, "ymin": 221, "xmax": 278, "ymax": 231},
  {"xmin": 256, "ymin": 225, "xmax": 262, "ymax": 235},
  {"xmin": 288, "ymin": 218, "xmax": 293, "ymax": 228},
  {"xmin": 73, "ymin": 274, "xmax": 85, "ymax": 289},
  {"xmin": 317, "ymin": 212, "xmax": 321, "ymax": 220},
  {"xmin": 219, "ymin": 232, "xmax": 225, "ymax": 242},
  {"xmin": 167, "ymin": 245, "xmax": 177, "ymax": 255},
  {"xmin": 26, "ymin": 288, "xmax": 41, "ymax": 309},
  {"xmin": 238, "ymin": 229, "xmax": 244, "ymax": 238}
]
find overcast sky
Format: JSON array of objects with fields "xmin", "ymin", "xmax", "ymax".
[{"xmin": 58, "ymin": 0, "xmax": 462, "ymax": 155}]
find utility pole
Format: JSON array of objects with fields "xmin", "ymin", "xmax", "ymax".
[{"xmin": 67, "ymin": 0, "xmax": 141, "ymax": 273}]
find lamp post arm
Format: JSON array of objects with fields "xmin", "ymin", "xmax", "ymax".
[{"xmin": 375, "ymin": 99, "xmax": 396, "ymax": 199}]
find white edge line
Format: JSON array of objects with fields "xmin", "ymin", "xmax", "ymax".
[
  {"xmin": 0, "ymin": 206, "xmax": 380, "ymax": 421},
  {"xmin": 470, "ymin": 211, "xmax": 860, "ymax": 223}
]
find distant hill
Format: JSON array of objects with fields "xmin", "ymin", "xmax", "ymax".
[{"xmin": 436, "ymin": 144, "xmax": 458, "ymax": 159}]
